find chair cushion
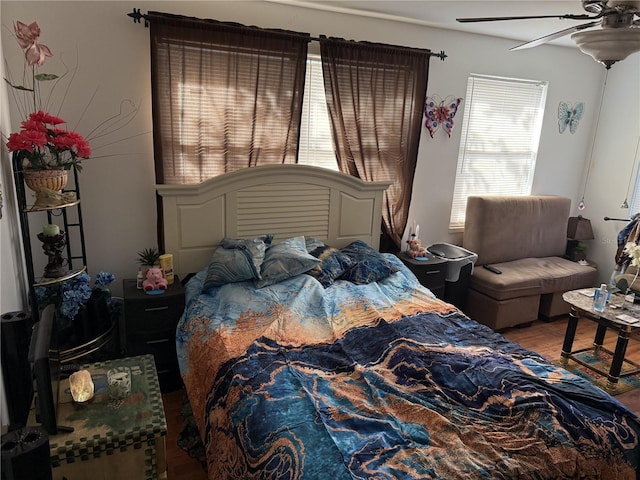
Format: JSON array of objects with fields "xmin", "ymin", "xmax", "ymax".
[{"xmin": 471, "ymin": 256, "xmax": 597, "ymax": 301}]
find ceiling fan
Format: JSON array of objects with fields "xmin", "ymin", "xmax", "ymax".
[{"xmin": 457, "ymin": 1, "xmax": 640, "ymax": 69}]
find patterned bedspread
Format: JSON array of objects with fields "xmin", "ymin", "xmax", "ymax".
[{"xmin": 177, "ymin": 254, "xmax": 640, "ymax": 479}]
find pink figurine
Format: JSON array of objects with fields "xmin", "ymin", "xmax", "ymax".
[{"xmin": 142, "ymin": 267, "xmax": 168, "ymax": 291}]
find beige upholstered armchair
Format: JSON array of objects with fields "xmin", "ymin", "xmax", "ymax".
[{"xmin": 616, "ymin": 265, "xmax": 640, "ymax": 293}]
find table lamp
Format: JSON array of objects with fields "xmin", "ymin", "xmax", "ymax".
[
  {"xmin": 69, "ymin": 370, "xmax": 94, "ymax": 405},
  {"xmin": 566, "ymin": 215, "xmax": 594, "ymax": 262}
]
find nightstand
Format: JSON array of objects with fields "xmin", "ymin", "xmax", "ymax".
[
  {"xmin": 122, "ymin": 279, "xmax": 185, "ymax": 392},
  {"xmin": 396, "ymin": 252, "xmax": 447, "ymax": 299}
]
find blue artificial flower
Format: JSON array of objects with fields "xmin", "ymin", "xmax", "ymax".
[
  {"xmin": 34, "ymin": 285, "xmax": 50, "ymax": 304},
  {"xmin": 36, "ymin": 271, "xmax": 116, "ymax": 322},
  {"xmin": 59, "ymin": 283, "xmax": 92, "ymax": 319},
  {"xmin": 94, "ymin": 271, "xmax": 115, "ymax": 289}
]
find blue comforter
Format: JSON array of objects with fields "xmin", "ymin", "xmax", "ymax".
[{"xmin": 177, "ymin": 254, "xmax": 640, "ymax": 479}]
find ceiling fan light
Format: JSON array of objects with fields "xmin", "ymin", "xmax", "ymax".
[{"xmin": 572, "ymin": 28, "xmax": 640, "ymax": 68}]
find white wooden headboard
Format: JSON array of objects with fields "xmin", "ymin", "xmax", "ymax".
[{"xmin": 156, "ymin": 164, "xmax": 391, "ymax": 278}]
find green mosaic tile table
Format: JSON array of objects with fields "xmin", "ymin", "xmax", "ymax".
[{"xmin": 50, "ymin": 354, "xmax": 167, "ymax": 480}]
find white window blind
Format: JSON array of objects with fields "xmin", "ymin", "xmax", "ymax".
[
  {"xmin": 630, "ymin": 169, "xmax": 640, "ymax": 215},
  {"xmin": 449, "ymin": 74, "xmax": 548, "ymax": 229},
  {"xmin": 298, "ymin": 56, "xmax": 339, "ymax": 171}
]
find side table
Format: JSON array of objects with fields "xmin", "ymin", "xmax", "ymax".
[
  {"xmin": 122, "ymin": 278, "xmax": 185, "ymax": 392},
  {"xmin": 561, "ymin": 289, "xmax": 640, "ymax": 393},
  {"xmin": 396, "ymin": 251, "xmax": 447, "ymax": 299},
  {"xmin": 45, "ymin": 354, "xmax": 167, "ymax": 480}
]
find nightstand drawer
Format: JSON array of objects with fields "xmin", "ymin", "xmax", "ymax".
[
  {"xmin": 396, "ymin": 252, "xmax": 447, "ymax": 299},
  {"xmin": 411, "ymin": 267, "xmax": 446, "ymax": 290},
  {"xmin": 127, "ymin": 331, "xmax": 177, "ymax": 360},
  {"xmin": 125, "ymin": 301, "xmax": 185, "ymax": 333}
]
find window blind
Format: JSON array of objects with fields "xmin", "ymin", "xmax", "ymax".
[{"xmin": 449, "ymin": 74, "xmax": 548, "ymax": 229}]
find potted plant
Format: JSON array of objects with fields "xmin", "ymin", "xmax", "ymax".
[
  {"xmin": 138, "ymin": 247, "xmax": 162, "ymax": 271},
  {"xmin": 5, "ymin": 22, "xmax": 91, "ymax": 194}
]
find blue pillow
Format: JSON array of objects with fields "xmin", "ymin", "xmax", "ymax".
[
  {"xmin": 306, "ymin": 245, "xmax": 356, "ymax": 287},
  {"xmin": 339, "ymin": 240, "xmax": 400, "ymax": 284},
  {"xmin": 304, "ymin": 237, "xmax": 327, "ymax": 253},
  {"xmin": 255, "ymin": 236, "xmax": 321, "ymax": 288},
  {"xmin": 202, "ymin": 234, "xmax": 273, "ymax": 292}
]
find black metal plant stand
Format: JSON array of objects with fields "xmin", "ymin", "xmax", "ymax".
[{"xmin": 10, "ymin": 153, "xmax": 115, "ymax": 363}]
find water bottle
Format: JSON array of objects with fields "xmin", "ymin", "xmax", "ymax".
[{"xmin": 593, "ymin": 283, "xmax": 608, "ymax": 312}]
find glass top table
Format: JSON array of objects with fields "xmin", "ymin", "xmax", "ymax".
[{"xmin": 561, "ymin": 289, "xmax": 640, "ymax": 393}]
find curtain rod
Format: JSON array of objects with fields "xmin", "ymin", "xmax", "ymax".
[{"xmin": 127, "ymin": 8, "xmax": 447, "ymax": 61}]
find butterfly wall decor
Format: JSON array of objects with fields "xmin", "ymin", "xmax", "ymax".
[
  {"xmin": 424, "ymin": 96, "xmax": 462, "ymax": 138},
  {"xmin": 558, "ymin": 101, "xmax": 584, "ymax": 134}
]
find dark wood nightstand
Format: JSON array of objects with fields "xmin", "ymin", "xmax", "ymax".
[
  {"xmin": 396, "ymin": 252, "xmax": 447, "ymax": 299},
  {"xmin": 122, "ymin": 278, "xmax": 185, "ymax": 392}
]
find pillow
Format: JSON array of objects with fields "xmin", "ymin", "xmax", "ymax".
[
  {"xmin": 304, "ymin": 236, "xmax": 327, "ymax": 253},
  {"xmin": 306, "ymin": 245, "xmax": 356, "ymax": 287},
  {"xmin": 202, "ymin": 234, "xmax": 273, "ymax": 292},
  {"xmin": 255, "ymin": 236, "xmax": 321, "ymax": 288},
  {"xmin": 339, "ymin": 240, "xmax": 400, "ymax": 285}
]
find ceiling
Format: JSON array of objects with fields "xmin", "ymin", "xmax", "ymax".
[{"xmin": 272, "ymin": 0, "xmax": 624, "ymax": 49}]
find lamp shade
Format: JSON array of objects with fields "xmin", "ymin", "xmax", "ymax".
[
  {"xmin": 567, "ymin": 215, "xmax": 595, "ymax": 241},
  {"xmin": 572, "ymin": 28, "xmax": 640, "ymax": 69}
]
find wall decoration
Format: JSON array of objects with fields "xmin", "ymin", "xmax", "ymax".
[
  {"xmin": 558, "ymin": 101, "xmax": 584, "ymax": 134},
  {"xmin": 424, "ymin": 96, "xmax": 462, "ymax": 138}
]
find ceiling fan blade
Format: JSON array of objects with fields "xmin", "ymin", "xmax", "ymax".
[
  {"xmin": 510, "ymin": 21, "xmax": 601, "ymax": 50},
  {"xmin": 456, "ymin": 13, "xmax": 595, "ymax": 23}
]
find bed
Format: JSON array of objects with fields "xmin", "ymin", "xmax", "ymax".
[{"xmin": 157, "ymin": 165, "xmax": 640, "ymax": 479}]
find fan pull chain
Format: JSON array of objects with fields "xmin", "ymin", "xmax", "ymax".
[{"xmin": 579, "ymin": 70, "xmax": 608, "ymax": 210}]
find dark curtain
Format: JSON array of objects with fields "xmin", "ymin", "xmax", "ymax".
[
  {"xmin": 320, "ymin": 37, "xmax": 430, "ymax": 251},
  {"xmin": 149, "ymin": 12, "xmax": 310, "ymax": 184}
]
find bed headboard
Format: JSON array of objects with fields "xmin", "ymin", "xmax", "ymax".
[{"xmin": 156, "ymin": 165, "xmax": 391, "ymax": 278}]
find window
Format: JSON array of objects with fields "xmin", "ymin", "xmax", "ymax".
[
  {"xmin": 298, "ymin": 56, "xmax": 338, "ymax": 171},
  {"xmin": 631, "ymin": 168, "xmax": 640, "ymax": 215},
  {"xmin": 449, "ymin": 74, "xmax": 548, "ymax": 229},
  {"xmin": 150, "ymin": 14, "xmax": 309, "ymax": 184}
]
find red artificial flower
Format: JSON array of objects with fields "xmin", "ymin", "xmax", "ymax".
[
  {"xmin": 6, "ymin": 111, "xmax": 91, "ymax": 169},
  {"xmin": 29, "ymin": 110, "xmax": 65, "ymax": 125},
  {"xmin": 7, "ymin": 130, "xmax": 47, "ymax": 153},
  {"xmin": 75, "ymin": 140, "xmax": 91, "ymax": 158},
  {"xmin": 19, "ymin": 119, "xmax": 48, "ymax": 133}
]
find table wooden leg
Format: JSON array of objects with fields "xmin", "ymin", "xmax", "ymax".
[
  {"xmin": 606, "ymin": 329, "xmax": 631, "ymax": 392},
  {"xmin": 561, "ymin": 307, "xmax": 579, "ymax": 367}
]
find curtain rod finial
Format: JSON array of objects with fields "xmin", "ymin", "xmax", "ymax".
[{"xmin": 127, "ymin": 8, "xmax": 149, "ymax": 27}]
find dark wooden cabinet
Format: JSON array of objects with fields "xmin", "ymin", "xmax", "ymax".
[
  {"xmin": 396, "ymin": 252, "xmax": 447, "ymax": 299},
  {"xmin": 122, "ymin": 278, "xmax": 185, "ymax": 392}
]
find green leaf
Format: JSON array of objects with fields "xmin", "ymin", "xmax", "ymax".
[
  {"xmin": 34, "ymin": 73, "xmax": 59, "ymax": 82},
  {"xmin": 3, "ymin": 78, "xmax": 34, "ymax": 92},
  {"xmin": 137, "ymin": 247, "xmax": 161, "ymax": 266}
]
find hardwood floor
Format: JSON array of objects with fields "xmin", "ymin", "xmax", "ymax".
[
  {"xmin": 501, "ymin": 315, "xmax": 640, "ymax": 415},
  {"xmin": 161, "ymin": 315, "xmax": 640, "ymax": 479},
  {"xmin": 163, "ymin": 389, "xmax": 208, "ymax": 480}
]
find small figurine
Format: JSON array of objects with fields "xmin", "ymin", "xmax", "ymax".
[
  {"xmin": 142, "ymin": 267, "xmax": 168, "ymax": 292},
  {"xmin": 407, "ymin": 238, "xmax": 428, "ymax": 259}
]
